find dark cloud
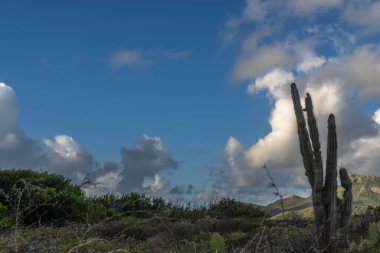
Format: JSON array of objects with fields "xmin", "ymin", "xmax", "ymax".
[
  {"xmin": 118, "ymin": 135, "xmax": 179, "ymax": 192},
  {"xmin": 0, "ymin": 128, "xmax": 48, "ymax": 169},
  {"xmin": 169, "ymin": 184, "xmax": 194, "ymax": 195}
]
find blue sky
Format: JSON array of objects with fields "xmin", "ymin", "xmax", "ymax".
[{"xmin": 1, "ymin": 0, "xmax": 380, "ymax": 204}]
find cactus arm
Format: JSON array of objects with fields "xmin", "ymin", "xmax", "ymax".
[
  {"xmin": 305, "ymin": 93, "xmax": 326, "ymax": 242},
  {"xmin": 337, "ymin": 168, "xmax": 352, "ymax": 228},
  {"xmin": 324, "ymin": 114, "xmax": 338, "ymax": 240},
  {"xmin": 305, "ymin": 94, "xmax": 324, "ymax": 193},
  {"xmin": 291, "ymin": 83, "xmax": 315, "ymax": 186}
]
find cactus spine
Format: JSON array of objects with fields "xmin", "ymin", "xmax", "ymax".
[{"xmin": 290, "ymin": 83, "xmax": 352, "ymax": 251}]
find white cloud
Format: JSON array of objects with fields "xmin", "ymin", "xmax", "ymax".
[
  {"xmin": 344, "ymin": 44, "xmax": 380, "ymax": 98},
  {"xmin": 247, "ymin": 68, "xmax": 295, "ymax": 99},
  {"xmin": 199, "ymin": 0, "xmax": 380, "ymax": 204},
  {"xmin": 0, "ymin": 82, "xmax": 180, "ymax": 195},
  {"xmin": 44, "ymin": 135, "xmax": 85, "ymax": 161},
  {"xmin": 142, "ymin": 174, "xmax": 169, "ymax": 193},
  {"xmin": 232, "ymin": 44, "xmax": 295, "ymax": 81},
  {"xmin": 109, "ymin": 48, "xmax": 189, "ymax": 68},
  {"xmin": 215, "ymin": 0, "xmax": 380, "ymax": 203},
  {"xmin": 109, "ymin": 50, "xmax": 149, "ymax": 68},
  {"xmin": 0, "ymin": 83, "xmax": 19, "ymax": 132},
  {"xmin": 0, "ymin": 83, "xmax": 94, "ymax": 181},
  {"xmin": 43, "ymin": 135, "xmax": 94, "ymax": 182},
  {"xmin": 220, "ymin": 16, "xmax": 241, "ymax": 44},
  {"xmin": 343, "ymin": 1, "xmax": 380, "ymax": 27},
  {"xmin": 196, "ymin": 187, "xmax": 226, "ymax": 203},
  {"xmin": 288, "ymin": 0, "xmax": 343, "ymax": 14},
  {"xmin": 297, "ymin": 52, "xmax": 326, "ymax": 73},
  {"xmin": 245, "ymin": 98, "xmax": 298, "ymax": 168},
  {"xmin": 84, "ymin": 170, "xmax": 124, "ymax": 196},
  {"xmin": 374, "ymin": 109, "xmax": 380, "ymax": 125},
  {"xmin": 0, "ymin": 133, "xmax": 18, "ymax": 149},
  {"xmin": 226, "ymin": 136, "xmax": 253, "ymax": 188},
  {"xmin": 224, "ymin": 61, "xmax": 378, "ymax": 200},
  {"xmin": 242, "ymin": 0, "xmax": 272, "ymax": 21},
  {"xmin": 340, "ymin": 109, "xmax": 380, "ymax": 174},
  {"xmin": 0, "ymin": 83, "xmax": 47, "ymax": 169}
]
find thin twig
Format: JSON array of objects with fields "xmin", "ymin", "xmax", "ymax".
[{"xmin": 263, "ymin": 164, "xmax": 285, "ymax": 218}]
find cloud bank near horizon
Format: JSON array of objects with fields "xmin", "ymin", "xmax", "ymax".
[{"xmin": 0, "ymin": 82, "xmax": 179, "ymax": 196}]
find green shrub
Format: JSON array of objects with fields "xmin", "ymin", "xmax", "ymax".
[
  {"xmin": 0, "ymin": 169, "xmax": 89, "ymax": 225},
  {"xmin": 151, "ymin": 196, "xmax": 167, "ymax": 210},
  {"xmin": 225, "ymin": 230, "xmax": 249, "ymax": 249},
  {"xmin": 210, "ymin": 233, "xmax": 225, "ymax": 253},
  {"xmin": 91, "ymin": 192, "xmax": 152, "ymax": 214},
  {"xmin": 208, "ymin": 197, "xmax": 265, "ymax": 219},
  {"xmin": 0, "ymin": 202, "xmax": 12, "ymax": 229},
  {"xmin": 351, "ymin": 223, "xmax": 380, "ymax": 252}
]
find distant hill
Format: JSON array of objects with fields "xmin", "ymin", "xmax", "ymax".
[{"xmin": 263, "ymin": 174, "xmax": 380, "ymax": 219}]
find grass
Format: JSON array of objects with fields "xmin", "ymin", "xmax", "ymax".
[
  {"xmin": 1, "ymin": 170, "xmax": 380, "ymax": 252},
  {"xmin": 0, "ymin": 217, "xmax": 315, "ymax": 252}
]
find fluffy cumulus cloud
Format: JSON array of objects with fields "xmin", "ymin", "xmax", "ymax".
[
  {"xmin": 85, "ymin": 135, "xmax": 178, "ymax": 195},
  {"xmin": 0, "ymin": 83, "xmax": 94, "ymax": 182},
  {"xmin": 0, "ymin": 84, "xmax": 47, "ymax": 169},
  {"xmin": 216, "ymin": 0, "xmax": 380, "ymax": 203},
  {"xmin": 0, "ymin": 83, "xmax": 179, "ymax": 195},
  {"xmin": 340, "ymin": 109, "xmax": 380, "ymax": 175},
  {"xmin": 43, "ymin": 135, "xmax": 95, "ymax": 181}
]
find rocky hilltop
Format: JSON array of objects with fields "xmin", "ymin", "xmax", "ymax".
[{"xmin": 264, "ymin": 174, "xmax": 380, "ymax": 219}]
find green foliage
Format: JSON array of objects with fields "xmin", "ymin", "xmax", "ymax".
[
  {"xmin": 151, "ymin": 196, "xmax": 166, "ymax": 210},
  {"xmin": 0, "ymin": 169, "xmax": 89, "ymax": 225},
  {"xmin": 351, "ymin": 223, "xmax": 380, "ymax": 252},
  {"xmin": 0, "ymin": 203, "xmax": 12, "ymax": 229},
  {"xmin": 225, "ymin": 230, "xmax": 249, "ymax": 249},
  {"xmin": 163, "ymin": 203, "xmax": 207, "ymax": 220},
  {"xmin": 119, "ymin": 192, "xmax": 151, "ymax": 211},
  {"xmin": 91, "ymin": 192, "xmax": 158, "ymax": 213},
  {"xmin": 210, "ymin": 233, "xmax": 225, "ymax": 253},
  {"xmin": 209, "ymin": 197, "xmax": 265, "ymax": 219},
  {"xmin": 370, "ymin": 223, "xmax": 380, "ymax": 243}
]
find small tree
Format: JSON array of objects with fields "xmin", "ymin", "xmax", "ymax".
[{"xmin": 291, "ymin": 83, "xmax": 352, "ymax": 251}]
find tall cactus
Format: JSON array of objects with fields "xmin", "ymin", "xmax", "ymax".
[{"xmin": 290, "ymin": 83, "xmax": 352, "ymax": 251}]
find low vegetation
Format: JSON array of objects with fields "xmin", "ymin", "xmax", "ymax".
[{"xmin": 0, "ymin": 169, "xmax": 379, "ymax": 252}]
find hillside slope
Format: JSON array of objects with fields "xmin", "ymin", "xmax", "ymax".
[{"xmin": 264, "ymin": 174, "xmax": 380, "ymax": 219}]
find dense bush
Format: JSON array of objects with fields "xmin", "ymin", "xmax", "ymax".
[
  {"xmin": 90, "ymin": 193, "xmax": 168, "ymax": 219},
  {"xmin": 351, "ymin": 223, "xmax": 380, "ymax": 252},
  {"xmin": 208, "ymin": 197, "xmax": 265, "ymax": 219},
  {"xmin": 0, "ymin": 169, "xmax": 90, "ymax": 225}
]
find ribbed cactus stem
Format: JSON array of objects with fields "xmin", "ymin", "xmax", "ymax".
[
  {"xmin": 305, "ymin": 93, "xmax": 326, "ymax": 243},
  {"xmin": 291, "ymin": 83, "xmax": 315, "ymax": 186},
  {"xmin": 305, "ymin": 94, "xmax": 323, "ymax": 193},
  {"xmin": 290, "ymin": 83, "xmax": 352, "ymax": 251},
  {"xmin": 338, "ymin": 168, "xmax": 352, "ymax": 227},
  {"xmin": 324, "ymin": 114, "xmax": 338, "ymax": 241}
]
